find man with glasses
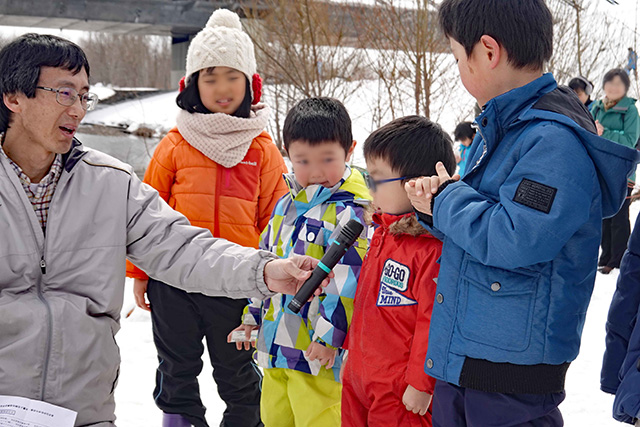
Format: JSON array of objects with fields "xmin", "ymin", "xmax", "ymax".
[{"xmin": 0, "ymin": 33, "xmax": 327, "ymax": 427}]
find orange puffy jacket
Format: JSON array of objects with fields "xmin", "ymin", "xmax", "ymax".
[{"xmin": 126, "ymin": 127, "xmax": 288, "ymax": 280}]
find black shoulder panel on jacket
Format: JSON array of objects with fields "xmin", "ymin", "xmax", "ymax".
[{"xmin": 532, "ymin": 86, "xmax": 597, "ymax": 134}]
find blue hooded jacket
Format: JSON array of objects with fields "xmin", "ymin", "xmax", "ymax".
[
  {"xmin": 421, "ymin": 74, "xmax": 639, "ymax": 393},
  {"xmin": 602, "ymin": 213, "xmax": 640, "ymax": 424}
]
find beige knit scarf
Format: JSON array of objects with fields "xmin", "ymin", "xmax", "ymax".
[{"xmin": 176, "ymin": 103, "xmax": 270, "ymax": 168}]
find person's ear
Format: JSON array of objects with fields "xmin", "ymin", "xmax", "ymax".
[
  {"xmin": 3, "ymin": 92, "xmax": 23, "ymax": 114},
  {"xmin": 479, "ymin": 35, "xmax": 502, "ymax": 70},
  {"xmin": 346, "ymin": 140, "xmax": 357, "ymax": 162}
]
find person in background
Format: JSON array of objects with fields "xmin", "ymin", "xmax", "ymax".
[
  {"xmin": 626, "ymin": 47, "xmax": 638, "ymax": 79},
  {"xmin": 453, "ymin": 121, "xmax": 475, "ymax": 176},
  {"xmin": 592, "ymin": 68, "xmax": 640, "ymax": 275},
  {"xmin": 569, "ymin": 76, "xmax": 595, "ymax": 110},
  {"xmin": 126, "ymin": 9, "xmax": 288, "ymax": 427}
]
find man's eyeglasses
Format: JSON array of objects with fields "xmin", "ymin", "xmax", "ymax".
[
  {"xmin": 36, "ymin": 86, "xmax": 99, "ymax": 111},
  {"xmin": 363, "ymin": 173, "xmax": 417, "ymax": 192}
]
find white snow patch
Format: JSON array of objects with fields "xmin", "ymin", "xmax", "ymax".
[
  {"xmin": 90, "ymin": 83, "xmax": 116, "ymax": 101},
  {"xmin": 84, "ymin": 90, "xmax": 180, "ymax": 136}
]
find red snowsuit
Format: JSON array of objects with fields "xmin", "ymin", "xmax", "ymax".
[{"xmin": 342, "ymin": 212, "xmax": 441, "ymax": 427}]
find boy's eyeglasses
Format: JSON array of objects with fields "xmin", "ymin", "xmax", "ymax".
[
  {"xmin": 36, "ymin": 86, "xmax": 99, "ymax": 111},
  {"xmin": 363, "ymin": 173, "xmax": 417, "ymax": 192}
]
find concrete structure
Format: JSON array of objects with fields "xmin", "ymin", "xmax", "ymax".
[
  {"xmin": 0, "ymin": 0, "xmax": 265, "ymax": 35},
  {"xmin": 0, "ymin": 0, "xmax": 268, "ymax": 85}
]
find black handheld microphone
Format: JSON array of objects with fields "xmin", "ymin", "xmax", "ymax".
[{"xmin": 288, "ymin": 219, "xmax": 364, "ymax": 314}]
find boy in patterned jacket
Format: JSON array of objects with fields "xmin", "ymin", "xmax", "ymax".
[
  {"xmin": 228, "ymin": 98, "xmax": 370, "ymax": 426},
  {"xmin": 342, "ymin": 116, "xmax": 456, "ymax": 427}
]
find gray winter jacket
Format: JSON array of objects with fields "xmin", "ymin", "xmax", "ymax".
[{"xmin": 0, "ymin": 140, "xmax": 277, "ymax": 426}]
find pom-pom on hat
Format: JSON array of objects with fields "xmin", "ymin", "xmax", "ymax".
[{"xmin": 185, "ymin": 9, "xmax": 259, "ymax": 100}]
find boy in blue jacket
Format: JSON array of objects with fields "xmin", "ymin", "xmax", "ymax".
[{"xmin": 406, "ymin": 0, "xmax": 640, "ymax": 425}]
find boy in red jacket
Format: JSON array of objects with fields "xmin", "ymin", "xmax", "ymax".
[{"xmin": 342, "ymin": 116, "xmax": 457, "ymax": 426}]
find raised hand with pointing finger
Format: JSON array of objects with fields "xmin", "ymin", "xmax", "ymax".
[{"xmin": 405, "ymin": 162, "xmax": 460, "ymax": 216}]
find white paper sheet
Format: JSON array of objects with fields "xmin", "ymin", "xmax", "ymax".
[{"xmin": 0, "ymin": 395, "xmax": 77, "ymax": 427}]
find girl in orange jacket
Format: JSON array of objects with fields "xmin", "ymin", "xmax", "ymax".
[{"xmin": 126, "ymin": 9, "xmax": 288, "ymax": 427}]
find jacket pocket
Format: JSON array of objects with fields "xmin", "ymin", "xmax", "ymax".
[
  {"xmin": 458, "ymin": 256, "xmax": 539, "ymax": 352},
  {"xmin": 296, "ymin": 222, "xmax": 326, "ymax": 259}
]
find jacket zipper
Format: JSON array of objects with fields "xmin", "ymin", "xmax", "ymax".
[
  {"xmin": 214, "ymin": 166, "xmax": 223, "ymax": 237},
  {"xmin": 37, "ymin": 170, "xmax": 70, "ymax": 400},
  {"xmin": 224, "ymin": 168, "xmax": 231, "ymax": 188},
  {"xmin": 465, "ymin": 123, "xmax": 489, "ymax": 177},
  {"xmin": 34, "ymin": 161, "xmax": 74, "ymax": 400},
  {"xmin": 14, "ymin": 183, "xmax": 52, "ymax": 401}
]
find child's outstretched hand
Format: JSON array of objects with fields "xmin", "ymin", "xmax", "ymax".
[
  {"xmin": 305, "ymin": 342, "xmax": 337, "ymax": 369},
  {"xmin": 133, "ymin": 278, "xmax": 151, "ymax": 312},
  {"xmin": 405, "ymin": 162, "xmax": 460, "ymax": 215},
  {"xmin": 402, "ymin": 384, "xmax": 432, "ymax": 416},
  {"xmin": 227, "ymin": 324, "xmax": 259, "ymax": 351}
]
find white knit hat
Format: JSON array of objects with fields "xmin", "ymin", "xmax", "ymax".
[{"xmin": 185, "ymin": 9, "xmax": 257, "ymax": 85}]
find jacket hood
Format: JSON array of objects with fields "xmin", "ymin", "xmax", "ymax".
[
  {"xmin": 283, "ymin": 165, "xmax": 371, "ymax": 211},
  {"xmin": 372, "ymin": 212, "xmax": 430, "ymax": 237},
  {"xmin": 481, "ymin": 73, "xmax": 639, "ymax": 218}
]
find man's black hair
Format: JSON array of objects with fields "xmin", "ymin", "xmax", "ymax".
[
  {"xmin": 364, "ymin": 115, "xmax": 457, "ymax": 179},
  {"xmin": 454, "ymin": 121, "xmax": 476, "ymax": 142},
  {"xmin": 176, "ymin": 69, "xmax": 252, "ymax": 118},
  {"xmin": 602, "ymin": 68, "xmax": 631, "ymax": 94},
  {"xmin": 438, "ymin": 0, "xmax": 553, "ymax": 70},
  {"xmin": 282, "ymin": 97, "xmax": 352, "ymax": 153},
  {"xmin": 0, "ymin": 33, "xmax": 90, "ymax": 132}
]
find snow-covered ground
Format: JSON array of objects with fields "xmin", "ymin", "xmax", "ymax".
[{"xmin": 113, "ymin": 205, "xmax": 640, "ymax": 426}]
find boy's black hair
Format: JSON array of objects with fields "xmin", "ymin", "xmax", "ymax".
[
  {"xmin": 176, "ymin": 69, "xmax": 252, "ymax": 118},
  {"xmin": 602, "ymin": 68, "xmax": 631, "ymax": 94},
  {"xmin": 438, "ymin": 0, "xmax": 553, "ymax": 71},
  {"xmin": 454, "ymin": 121, "xmax": 476, "ymax": 141},
  {"xmin": 364, "ymin": 115, "xmax": 457, "ymax": 179},
  {"xmin": 282, "ymin": 97, "xmax": 352, "ymax": 153},
  {"xmin": 0, "ymin": 33, "xmax": 91, "ymax": 132}
]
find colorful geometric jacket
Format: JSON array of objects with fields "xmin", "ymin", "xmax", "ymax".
[{"xmin": 243, "ymin": 165, "xmax": 370, "ymax": 381}]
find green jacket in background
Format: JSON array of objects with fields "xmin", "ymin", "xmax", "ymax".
[{"xmin": 592, "ymin": 96, "xmax": 640, "ymax": 182}]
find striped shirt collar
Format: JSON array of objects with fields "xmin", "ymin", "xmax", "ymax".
[{"xmin": 0, "ymin": 135, "xmax": 63, "ymax": 231}]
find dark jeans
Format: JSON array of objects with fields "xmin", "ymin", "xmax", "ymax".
[
  {"xmin": 600, "ymin": 187, "xmax": 633, "ymax": 269},
  {"xmin": 432, "ymin": 380, "xmax": 565, "ymax": 427},
  {"xmin": 147, "ymin": 279, "xmax": 262, "ymax": 427}
]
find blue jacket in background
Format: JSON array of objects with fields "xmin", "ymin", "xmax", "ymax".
[
  {"xmin": 602, "ymin": 214, "xmax": 640, "ymax": 424},
  {"xmin": 421, "ymin": 73, "xmax": 639, "ymax": 393},
  {"xmin": 457, "ymin": 144, "xmax": 471, "ymax": 176}
]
